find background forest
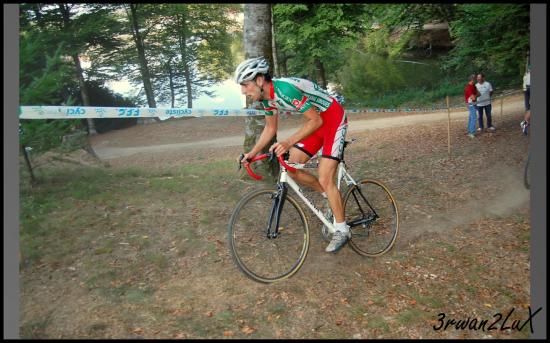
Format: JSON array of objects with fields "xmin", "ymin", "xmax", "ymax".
[{"xmin": 19, "ymin": 3, "xmax": 530, "ymax": 152}]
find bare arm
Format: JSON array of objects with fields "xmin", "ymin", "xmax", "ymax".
[
  {"xmin": 246, "ymin": 114, "xmax": 278, "ymax": 157},
  {"xmin": 270, "ymin": 107, "xmax": 323, "ymax": 156},
  {"xmin": 285, "ymin": 107, "xmax": 323, "ymax": 146}
]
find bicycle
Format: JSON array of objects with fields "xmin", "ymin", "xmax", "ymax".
[{"xmin": 227, "ymin": 140, "xmax": 400, "ymax": 283}]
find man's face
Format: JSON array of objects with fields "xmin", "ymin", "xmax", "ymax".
[
  {"xmin": 240, "ymin": 77, "xmax": 263, "ymax": 102},
  {"xmin": 477, "ymin": 75, "xmax": 484, "ymax": 83}
]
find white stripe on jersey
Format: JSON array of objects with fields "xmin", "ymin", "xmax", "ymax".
[
  {"xmin": 331, "ymin": 115, "xmax": 348, "ymax": 158},
  {"xmin": 278, "ymin": 77, "xmax": 334, "ymax": 112}
]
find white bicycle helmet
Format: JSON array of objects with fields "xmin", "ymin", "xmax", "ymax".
[{"xmin": 234, "ymin": 57, "xmax": 270, "ymax": 84}]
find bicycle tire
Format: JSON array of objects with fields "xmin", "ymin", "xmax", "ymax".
[
  {"xmin": 344, "ymin": 179, "xmax": 399, "ymax": 257},
  {"xmin": 228, "ymin": 188, "xmax": 310, "ymax": 283},
  {"xmin": 524, "ymin": 153, "xmax": 530, "ymax": 190}
]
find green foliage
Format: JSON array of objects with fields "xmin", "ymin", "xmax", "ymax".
[
  {"xmin": 19, "ymin": 25, "xmax": 80, "ymax": 152},
  {"xmin": 19, "ymin": 29, "xmax": 77, "ymax": 106},
  {"xmin": 19, "ymin": 4, "xmax": 132, "ymax": 153},
  {"xmin": 19, "ymin": 120, "xmax": 77, "ymax": 153},
  {"xmin": 365, "ymin": 4, "xmax": 456, "ymax": 30},
  {"xmin": 337, "ymin": 51, "xmax": 450, "ymax": 107},
  {"xmin": 273, "ymin": 4, "xmax": 367, "ymax": 81},
  {"xmin": 359, "ymin": 4, "xmax": 457, "ymax": 58},
  {"xmin": 108, "ymin": 3, "xmax": 240, "ymax": 107},
  {"xmin": 442, "ymin": 4, "xmax": 529, "ymax": 83}
]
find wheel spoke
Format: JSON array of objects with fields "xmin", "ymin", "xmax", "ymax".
[
  {"xmin": 228, "ymin": 189, "xmax": 309, "ymax": 283},
  {"xmin": 345, "ymin": 180, "xmax": 399, "ymax": 256}
]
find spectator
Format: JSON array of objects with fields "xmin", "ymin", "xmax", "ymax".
[
  {"xmin": 523, "ymin": 64, "xmax": 531, "ymax": 111},
  {"xmin": 520, "ymin": 64, "xmax": 531, "ymax": 135},
  {"xmin": 475, "ymin": 73, "xmax": 495, "ymax": 132},
  {"xmin": 464, "ymin": 74, "xmax": 480, "ymax": 138}
]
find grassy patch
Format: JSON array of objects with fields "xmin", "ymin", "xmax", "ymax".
[
  {"xmin": 124, "ymin": 286, "xmax": 156, "ymax": 303},
  {"xmin": 144, "ymin": 252, "xmax": 169, "ymax": 271},
  {"xmin": 396, "ymin": 308, "xmax": 428, "ymax": 325},
  {"xmin": 86, "ymin": 322, "xmax": 109, "ymax": 336},
  {"xmin": 365, "ymin": 316, "xmax": 390, "ymax": 333},
  {"xmin": 20, "ymin": 312, "xmax": 54, "ymax": 339},
  {"xmin": 439, "ymin": 242, "xmax": 457, "ymax": 253},
  {"xmin": 149, "ymin": 176, "xmax": 190, "ymax": 194}
]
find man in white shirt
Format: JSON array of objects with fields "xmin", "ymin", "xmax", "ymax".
[
  {"xmin": 523, "ymin": 65, "xmax": 531, "ymax": 111},
  {"xmin": 475, "ymin": 73, "xmax": 495, "ymax": 132},
  {"xmin": 520, "ymin": 64, "xmax": 531, "ymax": 135}
]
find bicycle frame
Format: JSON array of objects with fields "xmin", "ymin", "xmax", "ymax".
[
  {"xmin": 241, "ymin": 148, "xmax": 378, "ymax": 237},
  {"xmin": 275, "ymin": 160, "xmax": 359, "ymax": 235}
]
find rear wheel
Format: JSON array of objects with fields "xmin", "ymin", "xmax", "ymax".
[
  {"xmin": 228, "ymin": 189, "xmax": 309, "ymax": 283},
  {"xmin": 343, "ymin": 179, "xmax": 399, "ymax": 257}
]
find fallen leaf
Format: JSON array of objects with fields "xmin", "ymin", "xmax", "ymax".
[
  {"xmin": 241, "ymin": 326, "xmax": 255, "ymax": 335},
  {"xmin": 340, "ymin": 298, "xmax": 349, "ymax": 305},
  {"xmin": 171, "ymin": 308, "xmax": 187, "ymax": 316},
  {"xmin": 223, "ymin": 331, "xmax": 234, "ymax": 337}
]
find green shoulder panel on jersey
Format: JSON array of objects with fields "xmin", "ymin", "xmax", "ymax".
[
  {"xmin": 273, "ymin": 79, "xmax": 313, "ymax": 113},
  {"xmin": 262, "ymin": 100, "xmax": 277, "ymax": 116}
]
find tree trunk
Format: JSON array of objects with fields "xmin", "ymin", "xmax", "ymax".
[
  {"xmin": 280, "ymin": 51, "xmax": 288, "ymax": 76},
  {"xmin": 167, "ymin": 59, "xmax": 175, "ymax": 108},
  {"xmin": 71, "ymin": 54, "xmax": 97, "ymax": 135},
  {"xmin": 21, "ymin": 144, "xmax": 36, "ymax": 185},
  {"xmin": 58, "ymin": 3, "xmax": 97, "ymax": 135},
  {"xmin": 129, "ymin": 4, "xmax": 159, "ymax": 124},
  {"xmin": 271, "ymin": 4, "xmax": 279, "ymax": 78},
  {"xmin": 58, "ymin": 2, "xmax": 100, "ymax": 161},
  {"xmin": 243, "ymin": 4, "xmax": 278, "ymax": 180},
  {"xmin": 177, "ymin": 12, "xmax": 193, "ymax": 108},
  {"xmin": 314, "ymin": 58, "xmax": 327, "ymax": 89}
]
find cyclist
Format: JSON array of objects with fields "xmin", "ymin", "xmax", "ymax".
[{"xmin": 235, "ymin": 57, "xmax": 350, "ymax": 253}]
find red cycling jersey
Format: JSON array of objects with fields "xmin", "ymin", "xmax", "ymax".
[{"xmin": 263, "ymin": 78, "xmax": 348, "ymax": 161}]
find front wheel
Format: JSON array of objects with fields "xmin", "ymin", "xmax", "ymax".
[
  {"xmin": 228, "ymin": 189, "xmax": 310, "ymax": 283},
  {"xmin": 343, "ymin": 179, "xmax": 399, "ymax": 257}
]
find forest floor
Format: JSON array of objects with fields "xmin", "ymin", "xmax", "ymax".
[{"xmin": 19, "ymin": 94, "xmax": 535, "ymax": 338}]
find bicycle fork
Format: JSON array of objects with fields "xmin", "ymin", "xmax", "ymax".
[{"xmin": 266, "ymin": 182, "xmax": 288, "ymax": 239}]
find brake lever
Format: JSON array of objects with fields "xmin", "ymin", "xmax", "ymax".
[
  {"xmin": 238, "ymin": 153, "xmax": 244, "ymax": 171},
  {"xmin": 282, "ymin": 151, "xmax": 290, "ymax": 161},
  {"xmin": 268, "ymin": 151, "xmax": 276, "ymax": 163}
]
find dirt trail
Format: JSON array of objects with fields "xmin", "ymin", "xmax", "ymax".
[
  {"xmin": 87, "ymin": 95, "xmax": 529, "ymax": 246},
  {"xmin": 91, "ymin": 97, "xmax": 525, "ymax": 160}
]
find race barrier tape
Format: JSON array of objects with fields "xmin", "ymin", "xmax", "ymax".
[
  {"xmin": 18, "ymin": 106, "xmax": 269, "ymax": 120},
  {"xmin": 19, "ymin": 90, "xmax": 523, "ymax": 120}
]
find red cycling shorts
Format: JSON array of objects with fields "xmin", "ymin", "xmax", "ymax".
[{"xmin": 294, "ymin": 98, "xmax": 348, "ymax": 161}]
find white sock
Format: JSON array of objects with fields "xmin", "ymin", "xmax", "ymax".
[
  {"xmin": 321, "ymin": 192, "xmax": 328, "ymax": 199},
  {"xmin": 334, "ymin": 222, "xmax": 349, "ymax": 233}
]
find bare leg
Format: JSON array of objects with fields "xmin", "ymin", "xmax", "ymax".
[
  {"xmin": 318, "ymin": 157, "xmax": 344, "ymax": 223},
  {"xmin": 287, "ymin": 147, "xmax": 324, "ymax": 193},
  {"xmin": 287, "ymin": 148, "xmax": 344, "ymax": 222}
]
